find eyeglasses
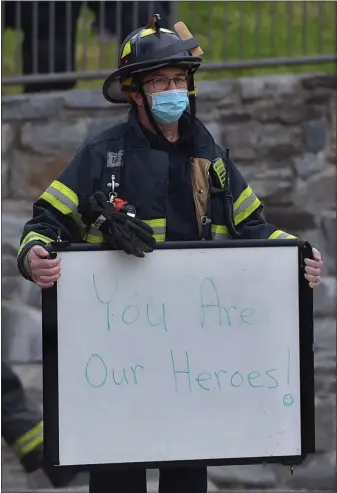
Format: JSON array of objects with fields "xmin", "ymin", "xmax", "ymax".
[{"xmin": 143, "ymin": 76, "xmax": 187, "ymax": 91}]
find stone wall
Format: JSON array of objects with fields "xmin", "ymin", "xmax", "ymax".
[{"xmin": 1, "ymin": 73, "xmax": 336, "ymax": 490}]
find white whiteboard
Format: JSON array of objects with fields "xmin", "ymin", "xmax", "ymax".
[{"xmin": 55, "ymin": 245, "xmax": 302, "ymax": 466}]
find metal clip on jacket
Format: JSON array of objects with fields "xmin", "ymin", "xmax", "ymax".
[
  {"xmin": 200, "ymin": 215, "xmax": 211, "ymax": 240},
  {"xmin": 107, "ymin": 174, "xmax": 120, "ymax": 203}
]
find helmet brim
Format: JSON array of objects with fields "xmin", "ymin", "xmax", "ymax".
[{"xmin": 103, "ymin": 56, "xmax": 201, "ymax": 104}]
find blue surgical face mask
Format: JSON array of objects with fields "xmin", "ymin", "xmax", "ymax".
[{"xmin": 146, "ymin": 89, "xmax": 189, "ymax": 125}]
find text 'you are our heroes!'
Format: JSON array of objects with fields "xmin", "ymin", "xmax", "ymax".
[{"xmin": 83, "ymin": 274, "xmax": 295, "ymax": 408}]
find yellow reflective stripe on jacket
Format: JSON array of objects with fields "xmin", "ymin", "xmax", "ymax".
[
  {"xmin": 269, "ymin": 230, "xmax": 297, "ymax": 240},
  {"xmin": 40, "ymin": 180, "xmax": 79, "ymax": 217},
  {"xmin": 18, "ymin": 231, "xmax": 53, "ymax": 255},
  {"xmin": 40, "ymin": 180, "xmax": 87, "ymax": 235},
  {"xmin": 143, "ymin": 218, "xmax": 166, "ymax": 242},
  {"xmin": 233, "ymin": 186, "xmax": 261, "ymax": 226},
  {"xmin": 211, "ymin": 224, "xmax": 229, "ymax": 240},
  {"xmin": 85, "ymin": 226, "xmax": 103, "ymax": 244},
  {"xmin": 13, "ymin": 421, "xmax": 43, "ymax": 457}
]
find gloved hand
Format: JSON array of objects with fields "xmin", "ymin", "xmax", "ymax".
[{"xmin": 78, "ymin": 191, "xmax": 156, "ymax": 258}]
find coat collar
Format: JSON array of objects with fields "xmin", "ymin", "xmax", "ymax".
[{"xmin": 124, "ymin": 106, "xmax": 216, "ymax": 159}]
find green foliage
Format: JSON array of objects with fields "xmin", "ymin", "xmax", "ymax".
[{"xmin": 2, "ymin": 1, "xmax": 336, "ymax": 95}]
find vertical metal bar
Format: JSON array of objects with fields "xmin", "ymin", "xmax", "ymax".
[
  {"xmin": 132, "ymin": 1, "xmax": 139, "ymax": 31},
  {"xmin": 99, "ymin": 0, "xmax": 106, "ymax": 69},
  {"xmin": 270, "ymin": 0, "xmax": 277, "ymax": 57},
  {"xmin": 255, "ymin": 1, "xmax": 261, "ymax": 57},
  {"xmin": 1, "ymin": 1, "xmax": 5, "ymax": 37},
  {"xmin": 209, "ymin": 3, "xmax": 214, "ymax": 60},
  {"xmin": 223, "ymin": 1, "xmax": 229, "ymax": 58},
  {"xmin": 81, "ymin": 1, "xmax": 88, "ymax": 71},
  {"xmin": 286, "ymin": 1, "xmax": 293, "ymax": 56},
  {"xmin": 335, "ymin": 0, "xmax": 337, "ymax": 54},
  {"xmin": 169, "ymin": 0, "xmax": 179, "ymax": 28},
  {"xmin": 191, "ymin": 0, "xmax": 197, "ymax": 35},
  {"xmin": 1, "ymin": 1, "xmax": 5, "ymax": 72},
  {"xmin": 147, "ymin": 0, "xmax": 153, "ymax": 23},
  {"xmin": 317, "ymin": 0, "xmax": 324, "ymax": 54},
  {"xmin": 66, "ymin": 1, "xmax": 72, "ymax": 71},
  {"xmin": 15, "ymin": 1, "xmax": 22, "ymax": 74},
  {"xmin": 48, "ymin": 1, "xmax": 55, "ymax": 73},
  {"xmin": 302, "ymin": 0, "xmax": 308, "ymax": 55},
  {"xmin": 239, "ymin": 1, "xmax": 245, "ymax": 58},
  {"xmin": 115, "ymin": 1, "xmax": 122, "ymax": 64},
  {"xmin": 32, "ymin": 1, "xmax": 38, "ymax": 73}
]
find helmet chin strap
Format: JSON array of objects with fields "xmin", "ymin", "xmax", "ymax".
[{"xmin": 187, "ymin": 71, "xmax": 196, "ymax": 120}]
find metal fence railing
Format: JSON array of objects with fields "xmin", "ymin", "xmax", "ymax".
[{"xmin": 2, "ymin": 1, "xmax": 337, "ymax": 91}]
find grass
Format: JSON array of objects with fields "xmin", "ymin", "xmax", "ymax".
[{"xmin": 2, "ymin": 1, "xmax": 336, "ymax": 96}]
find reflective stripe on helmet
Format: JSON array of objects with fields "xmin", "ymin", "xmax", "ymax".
[
  {"xmin": 121, "ymin": 41, "xmax": 132, "ymax": 58},
  {"xmin": 140, "ymin": 27, "xmax": 175, "ymax": 38}
]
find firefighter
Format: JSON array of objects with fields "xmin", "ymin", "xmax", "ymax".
[
  {"xmin": 1, "ymin": 362, "xmax": 76, "ymax": 487},
  {"xmin": 17, "ymin": 14, "xmax": 323, "ymax": 493}
]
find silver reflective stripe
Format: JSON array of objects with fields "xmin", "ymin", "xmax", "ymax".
[
  {"xmin": 45, "ymin": 184, "xmax": 78, "ymax": 213},
  {"xmin": 86, "ymin": 226, "xmax": 103, "ymax": 243},
  {"xmin": 151, "ymin": 226, "xmax": 165, "ymax": 235},
  {"xmin": 269, "ymin": 230, "xmax": 297, "ymax": 240},
  {"xmin": 275, "ymin": 232, "xmax": 291, "ymax": 239},
  {"xmin": 142, "ymin": 219, "xmax": 166, "ymax": 241},
  {"xmin": 212, "ymin": 233, "xmax": 228, "ymax": 241},
  {"xmin": 42, "ymin": 185, "xmax": 85, "ymax": 233},
  {"xmin": 234, "ymin": 190, "xmax": 259, "ymax": 222},
  {"xmin": 211, "ymin": 224, "xmax": 229, "ymax": 241}
]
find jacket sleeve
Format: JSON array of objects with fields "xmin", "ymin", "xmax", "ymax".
[
  {"xmin": 218, "ymin": 145, "xmax": 297, "ymax": 240},
  {"xmin": 17, "ymin": 143, "xmax": 101, "ymax": 280}
]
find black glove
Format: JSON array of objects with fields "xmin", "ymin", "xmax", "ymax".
[{"xmin": 78, "ymin": 192, "xmax": 156, "ymax": 258}]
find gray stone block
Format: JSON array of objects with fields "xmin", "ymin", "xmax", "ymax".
[
  {"xmin": 21, "ymin": 119, "xmax": 90, "ymax": 155},
  {"xmin": 204, "ymin": 122, "xmax": 221, "ymax": 145},
  {"xmin": 293, "ymin": 166, "xmax": 336, "ymax": 214},
  {"xmin": 320, "ymin": 210, "xmax": 336, "ymax": 275},
  {"xmin": 1, "ymin": 277, "xmax": 23, "ymax": 301},
  {"xmin": 240, "ymin": 74, "xmax": 300, "ymax": 101},
  {"xmin": 293, "ymin": 151, "xmax": 326, "ymax": 179},
  {"xmin": 302, "ymin": 74, "xmax": 337, "ymax": 90},
  {"xmin": 303, "ymin": 119, "xmax": 328, "ymax": 153},
  {"xmin": 87, "ymin": 117, "xmax": 125, "ymax": 138},
  {"xmin": 2, "ymin": 94, "xmax": 64, "ymax": 121},
  {"xmin": 64, "ymin": 88, "xmax": 121, "ymax": 110},
  {"xmin": 1, "ymin": 301, "xmax": 42, "ymax": 363},
  {"xmin": 2, "ymin": 210, "xmax": 31, "ymax": 252},
  {"xmin": 313, "ymin": 277, "xmax": 336, "ymax": 318},
  {"xmin": 314, "ymin": 396, "xmax": 337, "ymax": 452},
  {"xmin": 2, "ymin": 123, "xmax": 15, "ymax": 154},
  {"xmin": 208, "ymin": 464, "xmax": 277, "ymax": 489},
  {"xmin": 248, "ymin": 167, "xmax": 294, "ymax": 205},
  {"xmin": 222, "ymin": 122, "xmax": 260, "ymax": 161},
  {"xmin": 197, "ymin": 80, "xmax": 239, "ymax": 105},
  {"xmin": 2, "ymin": 255, "xmax": 20, "ymax": 277},
  {"xmin": 21, "ymin": 281, "xmax": 42, "ymax": 309},
  {"xmin": 259, "ymin": 124, "xmax": 303, "ymax": 159},
  {"xmin": 284, "ymin": 452, "xmax": 337, "ymax": 490},
  {"xmin": 314, "ymin": 317, "xmax": 336, "ymax": 373},
  {"xmin": 251, "ymin": 99, "xmax": 322, "ymax": 125},
  {"xmin": 9, "ymin": 150, "xmax": 71, "ymax": 200},
  {"xmin": 2, "ymin": 156, "xmax": 10, "ymax": 199}
]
